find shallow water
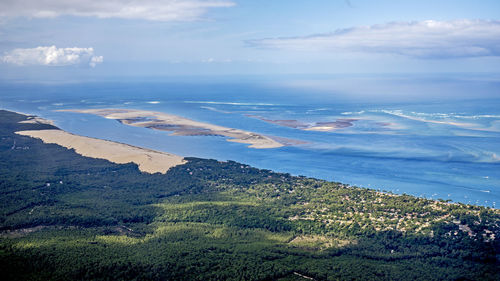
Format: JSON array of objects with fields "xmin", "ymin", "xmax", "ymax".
[{"xmin": 1, "ymin": 75, "xmax": 499, "ymax": 207}]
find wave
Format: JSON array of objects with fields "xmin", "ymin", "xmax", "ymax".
[
  {"xmin": 184, "ymin": 101, "xmax": 278, "ymax": 106},
  {"xmin": 306, "ymin": 108, "xmax": 331, "ymax": 112},
  {"xmin": 200, "ymin": 106, "xmax": 232, "ymax": 114},
  {"xmin": 341, "ymin": 110, "xmax": 365, "ymax": 115},
  {"xmin": 455, "ymin": 114, "xmax": 500, "ymax": 119},
  {"xmin": 371, "ymin": 109, "xmax": 500, "ymax": 132},
  {"xmin": 410, "ymin": 111, "xmax": 500, "ymax": 120},
  {"xmin": 373, "ymin": 109, "xmax": 500, "ymax": 121}
]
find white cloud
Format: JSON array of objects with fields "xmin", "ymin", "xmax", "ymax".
[
  {"xmin": 2, "ymin": 46, "xmax": 104, "ymax": 67},
  {"xmin": 249, "ymin": 20, "xmax": 500, "ymax": 58},
  {"xmin": 0, "ymin": 0, "xmax": 234, "ymax": 21}
]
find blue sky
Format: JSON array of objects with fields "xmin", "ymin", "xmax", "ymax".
[{"xmin": 1, "ymin": 0, "xmax": 499, "ymax": 79}]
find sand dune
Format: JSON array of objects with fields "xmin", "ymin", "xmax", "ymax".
[{"xmin": 15, "ymin": 129, "xmax": 186, "ymax": 174}]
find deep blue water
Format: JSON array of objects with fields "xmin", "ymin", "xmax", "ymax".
[{"xmin": 1, "ymin": 75, "xmax": 499, "ymax": 207}]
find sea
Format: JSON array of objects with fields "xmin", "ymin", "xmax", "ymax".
[{"xmin": 1, "ymin": 74, "xmax": 499, "ymax": 207}]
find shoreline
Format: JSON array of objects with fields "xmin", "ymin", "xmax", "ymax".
[
  {"xmin": 5, "ymin": 109, "xmax": 497, "ymax": 208},
  {"xmin": 15, "ymin": 128, "xmax": 186, "ymax": 174}
]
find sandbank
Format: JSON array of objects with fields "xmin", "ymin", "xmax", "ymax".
[
  {"xmin": 246, "ymin": 114, "xmax": 358, "ymax": 132},
  {"xmin": 15, "ymin": 129, "xmax": 186, "ymax": 174},
  {"xmin": 59, "ymin": 108, "xmax": 285, "ymax": 149}
]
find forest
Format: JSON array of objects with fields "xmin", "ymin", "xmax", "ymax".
[{"xmin": 0, "ymin": 109, "xmax": 499, "ymax": 280}]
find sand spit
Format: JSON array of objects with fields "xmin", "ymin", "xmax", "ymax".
[
  {"xmin": 15, "ymin": 129, "xmax": 186, "ymax": 174},
  {"xmin": 60, "ymin": 108, "xmax": 285, "ymax": 149}
]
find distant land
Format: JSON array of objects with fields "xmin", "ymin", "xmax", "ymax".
[{"xmin": 1, "ymin": 109, "xmax": 499, "ymax": 280}]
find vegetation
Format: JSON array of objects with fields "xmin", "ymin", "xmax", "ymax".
[{"xmin": 0, "ymin": 110, "xmax": 499, "ymax": 280}]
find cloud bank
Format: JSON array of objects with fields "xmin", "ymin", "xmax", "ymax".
[
  {"xmin": 0, "ymin": 0, "xmax": 234, "ymax": 21},
  {"xmin": 2, "ymin": 46, "xmax": 104, "ymax": 67},
  {"xmin": 249, "ymin": 20, "xmax": 500, "ymax": 58}
]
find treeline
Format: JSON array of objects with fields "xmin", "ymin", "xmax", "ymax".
[{"xmin": 0, "ymin": 110, "xmax": 499, "ymax": 281}]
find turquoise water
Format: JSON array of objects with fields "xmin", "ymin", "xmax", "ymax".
[{"xmin": 1, "ymin": 75, "xmax": 499, "ymax": 207}]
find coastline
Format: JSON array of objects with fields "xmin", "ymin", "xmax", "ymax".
[
  {"xmin": 2, "ymin": 109, "xmax": 499, "ymax": 280},
  {"xmin": 4, "ymin": 108, "xmax": 498, "ymax": 207}
]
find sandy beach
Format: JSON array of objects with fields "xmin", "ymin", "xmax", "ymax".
[
  {"xmin": 59, "ymin": 108, "xmax": 285, "ymax": 149},
  {"xmin": 15, "ymin": 129, "xmax": 186, "ymax": 174}
]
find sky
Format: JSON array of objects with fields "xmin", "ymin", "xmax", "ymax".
[{"xmin": 0, "ymin": 0, "xmax": 499, "ymax": 80}]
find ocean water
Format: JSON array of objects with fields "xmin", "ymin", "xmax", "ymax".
[{"xmin": 1, "ymin": 74, "xmax": 499, "ymax": 207}]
